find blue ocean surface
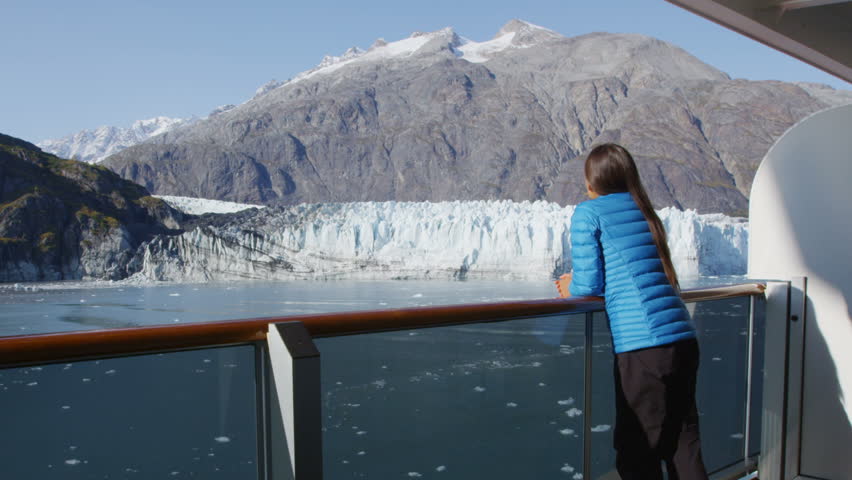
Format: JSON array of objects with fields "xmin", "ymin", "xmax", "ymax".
[
  {"xmin": 0, "ymin": 276, "xmax": 758, "ymax": 479},
  {"xmin": 0, "ymin": 276, "xmax": 745, "ymax": 337}
]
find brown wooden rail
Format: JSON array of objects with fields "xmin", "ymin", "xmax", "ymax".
[{"xmin": 0, "ymin": 283, "xmax": 764, "ymax": 368}]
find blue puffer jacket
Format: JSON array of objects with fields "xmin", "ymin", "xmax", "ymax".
[{"xmin": 568, "ymin": 192, "xmax": 695, "ymax": 353}]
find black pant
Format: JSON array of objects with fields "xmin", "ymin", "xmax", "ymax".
[{"xmin": 613, "ymin": 339, "xmax": 708, "ymax": 480}]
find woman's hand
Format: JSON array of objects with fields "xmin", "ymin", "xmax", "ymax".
[{"xmin": 554, "ymin": 273, "xmax": 572, "ymax": 298}]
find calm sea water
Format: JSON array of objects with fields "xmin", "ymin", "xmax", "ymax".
[
  {"xmin": 0, "ymin": 277, "xmax": 741, "ymax": 337},
  {"xmin": 0, "ymin": 277, "xmax": 758, "ymax": 479}
]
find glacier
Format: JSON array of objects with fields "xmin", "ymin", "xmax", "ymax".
[
  {"xmin": 132, "ymin": 200, "xmax": 748, "ymax": 283},
  {"xmin": 155, "ymin": 195, "xmax": 266, "ymax": 215}
]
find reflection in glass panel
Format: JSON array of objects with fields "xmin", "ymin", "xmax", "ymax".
[
  {"xmin": 0, "ymin": 346, "xmax": 258, "ymax": 479},
  {"xmin": 692, "ymin": 296, "xmax": 752, "ymax": 473},
  {"xmin": 317, "ymin": 314, "xmax": 588, "ymax": 479},
  {"xmin": 748, "ymin": 295, "xmax": 765, "ymax": 458},
  {"xmin": 588, "ymin": 297, "xmax": 755, "ymax": 478}
]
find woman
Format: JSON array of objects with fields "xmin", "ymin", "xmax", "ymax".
[{"xmin": 555, "ymin": 143, "xmax": 708, "ymax": 480}]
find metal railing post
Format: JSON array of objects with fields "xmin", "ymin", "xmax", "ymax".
[{"xmin": 267, "ymin": 321, "xmax": 323, "ymax": 480}]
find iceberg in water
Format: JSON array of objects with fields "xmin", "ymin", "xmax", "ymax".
[{"xmin": 132, "ymin": 200, "xmax": 748, "ymax": 282}]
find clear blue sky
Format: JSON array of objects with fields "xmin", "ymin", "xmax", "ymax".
[{"xmin": 2, "ymin": 0, "xmax": 848, "ymax": 143}]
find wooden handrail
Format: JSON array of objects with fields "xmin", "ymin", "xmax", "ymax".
[{"xmin": 0, "ymin": 283, "xmax": 765, "ymax": 368}]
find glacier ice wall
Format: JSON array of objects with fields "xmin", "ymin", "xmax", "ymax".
[{"xmin": 133, "ymin": 200, "xmax": 748, "ymax": 282}]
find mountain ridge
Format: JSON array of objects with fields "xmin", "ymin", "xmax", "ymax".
[{"xmin": 49, "ymin": 20, "xmax": 850, "ymax": 215}]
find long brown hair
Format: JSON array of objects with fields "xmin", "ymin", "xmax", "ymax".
[{"xmin": 584, "ymin": 143, "xmax": 680, "ymax": 291}]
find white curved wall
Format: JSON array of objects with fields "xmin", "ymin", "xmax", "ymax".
[{"xmin": 749, "ymin": 104, "xmax": 852, "ymax": 479}]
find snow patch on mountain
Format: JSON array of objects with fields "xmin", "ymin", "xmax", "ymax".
[
  {"xmin": 254, "ymin": 79, "xmax": 285, "ymax": 99},
  {"xmin": 457, "ymin": 33, "xmax": 518, "ymax": 63},
  {"xmin": 155, "ymin": 195, "xmax": 266, "ymax": 215},
  {"xmin": 37, "ymin": 116, "xmax": 192, "ymax": 164},
  {"xmin": 291, "ymin": 20, "xmax": 561, "ymax": 83},
  {"xmin": 208, "ymin": 104, "xmax": 237, "ymax": 117},
  {"xmin": 292, "ymin": 31, "xmax": 444, "ymax": 83}
]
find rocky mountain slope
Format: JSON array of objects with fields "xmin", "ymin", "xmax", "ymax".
[
  {"xmin": 102, "ymin": 20, "xmax": 850, "ymax": 216},
  {"xmin": 0, "ymin": 133, "xmax": 184, "ymax": 281}
]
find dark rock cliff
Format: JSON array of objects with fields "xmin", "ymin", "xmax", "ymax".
[{"xmin": 0, "ymin": 133, "xmax": 184, "ymax": 281}]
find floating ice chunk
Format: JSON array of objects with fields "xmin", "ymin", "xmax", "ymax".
[
  {"xmin": 474, "ymin": 386, "xmax": 486, "ymax": 392},
  {"xmin": 26, "ymin": 381, "xmax": 37, "ymax": 386},
  {"xmin": 565, "ymin": 408, "xmax": 583, "ymax": 417},
  {"xmin": 412, "ymin": 293, "xmax": 423, "ymax": 298},
  {"xmin": 356, "ymin": 430, "xmax": 367, "ymax": 435},
  {"xmin": 408, "ymin": 473, "xmax": 422, "ymax": 478},
  {"xmin": 357, "ymin": 451, "xmax": 366, "ymax": 456},
  {"xmin": 65, "ymin": 459, "xmax": 81, "ymax": 465},
  {"xmin": 557, "ymin": 398, "xmax": 575, "ymax": 406},
  {"xmin": 105, "ymin": 369, "xmax": 116, "ymax": 375},
  {"xmin": 730, "ymin": 433, "xmax": 744, "ymax": 439},
  {"xmin": 82, "ymin": 378, "xmax": 91, "ymax": 383},
  {"xmin": 169, "ymin": 293, "xmax": 181, "ymax": 297},
  {"xmin": 559, "ymin": 428, "xmax": 575, "ymax": 436},
  {"xmin": 712, "ymin": 357, "xmax": 722, "ymax": 361},
  {"xmin": 61, "ymin": 405, "xmax": 71, "ymax": 410},
  {"xmin": 214, "ymin": 436, "xmax": 230, "ymax": 443},
  {"xmin": 539, "ymin": 382, "xmax": 547, "ymax": 387},
  {"xmin": 372, "ymin": 380, "xmax": 387, "ymax": 389},
  {"xmin": 436, "ymin": 465, "xmax": 447, "ymax": 472},
  {"xmin": 531, "ymin": 361, "xmax": 542, "ymax": 367},
  {"xmin": 573, "ymin": 473, "xmax": 583, "ymax": 479},
  {"xmin": 591, "ymin": 424, "xmax": 611, "ymax": 432},
  {"xmin": 561, "ymin": 463, "xmax": 575, "ymax": 473},
  {"xmin": 506, "ymin": 402, "xmax": 518, "ymax": 407},
  {"xmin": 203, "ymin": 359, "xmax": 211, "ymax": 363}
]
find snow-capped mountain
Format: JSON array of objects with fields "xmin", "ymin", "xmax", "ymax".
[
  {"xmin": 103, "ymin": 19, "xmax": 851, "ymax": 216},
  {"xmin": 37, "ymin": 116, "xmax": 193, "ymax": 164},
  {"xmin": 42, "ymin": 19, "xmax": 850, "ymax": 218},
  {"xmin": 133, "ymin": 199, "xmax": 748, "ymax": 282}
]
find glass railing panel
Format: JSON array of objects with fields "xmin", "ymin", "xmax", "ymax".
[
  {"xmin": 317, "ymin": 313, "xmax": 590, "ymax": 479},
  {"xmin": 587, "ymin": 296, "xmax": 757, "ymax": 478},
  {"xmin": 692, "ymin": 296, "xmax": 753, "ymax": 473},
  {"xmin": 0, "ymin": 345, "xmax": 258, "ymax": 480},
  {"xmin": 748, "ymin": 295, "xmax": 766, "ymax": 458}
]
